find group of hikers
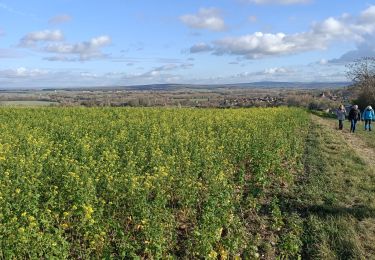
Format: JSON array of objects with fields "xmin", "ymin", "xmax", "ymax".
[{"xmin": 336, "ymin": 104, "xmax": 375, "ymax": 133}]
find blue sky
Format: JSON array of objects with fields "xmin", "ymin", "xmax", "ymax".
[{"xmin": 0, "ymin": 0, "xmax": 375, "ymax": 88}]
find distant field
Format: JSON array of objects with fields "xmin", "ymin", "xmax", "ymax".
[
  {"xmin": 0, "ymin": 101, "xmax": 58, "ymax": 106},
  {"xmin": 0, "ymin": 107, "xmax": 309, "ymax": 258}
]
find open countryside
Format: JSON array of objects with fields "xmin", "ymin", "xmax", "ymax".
[{"xmin": 2, "ymin": 0, "xmax": 375, "ymax": 258}]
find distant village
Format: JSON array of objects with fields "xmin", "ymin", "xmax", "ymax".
[{"xmin": 0, "ymin": 87, "xmax": 348, "ymax": 111}]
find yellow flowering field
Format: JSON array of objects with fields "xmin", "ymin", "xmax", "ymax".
[{"xmin": 0, "ymin": 107, "xmax": 309, "ymax": 258}]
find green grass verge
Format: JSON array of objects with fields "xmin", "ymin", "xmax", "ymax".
[
  {"xmin": 355, "ymin": 121, "xmax": 375, "ymax": 149},
  {"xmin": 286, "ymin": 117, "xmax": 375, "ymax": 258}
]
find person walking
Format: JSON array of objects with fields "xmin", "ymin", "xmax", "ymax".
[
  {"xmin": 348, "ymin": 105, "xmax": 361, "ymax": 133},
  {"xmin": 362, "ymin": 105, "xmax": 375, "ymax": 131},
  {"xmin": 335, "ymin": 105, "xmax": 346, "ymax": 130}
]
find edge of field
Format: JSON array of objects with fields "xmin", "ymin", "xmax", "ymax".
[{"xmin": 288, "ymin": 114, "xmax": 375, "ymax": 258}]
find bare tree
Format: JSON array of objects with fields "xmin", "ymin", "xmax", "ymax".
[{"xmin": 346, "ymin": 57, "xmax": 375, "ymax": 108}]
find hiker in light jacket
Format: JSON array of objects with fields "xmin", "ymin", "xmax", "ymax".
[
  {"xmin": 348, "ymin": 105, "xmax": 361, "ymax": 133},
  {"xmin": 336, "ymin": 105, "xmax": 346, "ymax": 130},
  {"xmin": 362, "ymin": 105, "xmax": 375, "ymax": 131}
]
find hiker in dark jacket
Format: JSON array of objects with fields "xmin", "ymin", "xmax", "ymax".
[
  {"xmin": 362, "ymin": 105, "xmax": 375, "ymax": 131},
  {"xmin": 348, "ymin": 105, "xmax": 361, "ymax": 133}
]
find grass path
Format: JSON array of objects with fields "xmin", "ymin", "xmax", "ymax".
[
  {"xmin": 314, "ymin": 115, "xmax": 375, "ymax": 170},
  {"xmin": 290, "ymin": 114, "xmax": 375, "ymax": 259}
]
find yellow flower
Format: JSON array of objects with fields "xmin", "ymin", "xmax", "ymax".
[
  {"xmin": 208, "ymin": 250, "xmax": 218, "ymax": 259},
  {"xmin": 219, "ymin": 245, "xmax": 228, "ymax": 260},
  {"xmin": 83, "ymin": 204, "xmax": 94, "ymax": 220},
  {"xmin": 61, "ymin": 223, "xmax": 69, "ymax": 229},
  {"xmin": 29, "ymin": 222, "xmax": 37, "ymax": 228},
  {"xmin": 69, "ymin": 172, "xmax": 79, "ymax": 179}
]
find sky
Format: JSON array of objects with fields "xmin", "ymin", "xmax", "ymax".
[{"xmin": 1, "ymin": 0, "xmax": 375, "ymax": 88}]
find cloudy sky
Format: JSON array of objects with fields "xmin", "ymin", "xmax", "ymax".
[{"xmin": 0, "ymin": 0, "xmax": 375, "ymax": 88}]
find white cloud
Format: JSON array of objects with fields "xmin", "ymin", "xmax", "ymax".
[
  {"xmin": 329, "ymin": 34, "xmax": 375, "ymax": 63},
  {"xmin": 190, "ymin": 43, "xmax": 213, "ymax": 53},
  {"xmin": 117, "ymin": 63, "xmax": 194, "ymax": 85},
  {"xmin": 245, "ymin": 0, "xmax": 311, "ymax": 4},
  {"xmin": 0, "ymin": 63, "xmax": 345, "ymax": 88},
  {"xmin": 263, "ymin": 67, "xmax": 290, "ymax": 74},
  {"xmin": 49, "ymin": 14, "xmax": 72, "ymax": 25},
  {"xmin": 227, "ymin": 64, "xmax": 345, "ymax": 83},
  {"xmin": 80, "ymin": 72, "xmax": 99, "ymax": 78},
  {"xmin": 354, "ymin": 6, "xmax": 375, "ymax": 35},
  {"xmin": 359, "ymin": 6, "xmax": 375, "ymax": 23},
  {"xmin": 0, "ymin": 62, "xmax": 194, "ymax": 88},
  {"xmin": 43, "ymin": 56, "xmax": 77, "ymax": 62},
  {"xmin": 180, "ymin": 8, "xmax": 226, "ymax": 31},
  {"xmin": 44, "ymin": 35, "xmax": 112, "ymax": 61},
  {"xmin": 19, "ymin": 30, "xmax": 64, "ymax": 47},
  {"xmin": 312, "ymin": 17, "xmax": 350, "ymax": 36},
  {"xmin": 190, "ymin": 5, "xmax": 375, "ymax": 60},
  {"xmin": 0, "ymin": 67, "xmax": 49, "ymax": 78},
  {"xmin": 0, "ymin": 68, "xmax": 123, "ymax": 88},
  {"xmin": 326, "ymin": 6, "xmax": 375, "ymax": 63},
  {"xmin": 213, "ymin": 32, "xmax": 295, "ymax": 59},
  {"xmin": 143, "ymin": 63, "xmax": 194, "ymax": 77},
  {"xmin": 18, "ymin": 29, "xmax": 111, "ymax": 61}
]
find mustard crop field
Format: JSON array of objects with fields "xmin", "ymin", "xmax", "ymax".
[{"xmin": 0, "ymin": 107, "xmax": 309, "ymax": 259}]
